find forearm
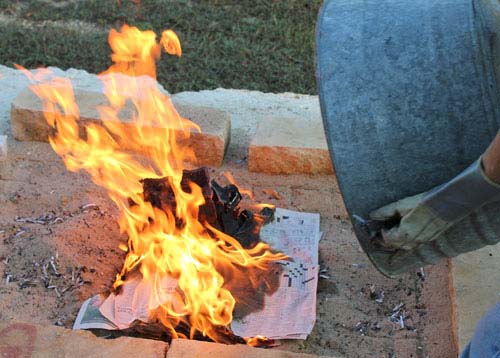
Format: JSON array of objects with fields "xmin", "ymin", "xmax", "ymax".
[{"xmin": 482, "ymin": 130, "xmax": 500, "ymax": 184}]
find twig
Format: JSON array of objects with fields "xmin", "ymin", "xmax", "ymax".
[
  {"xmin": 399, "ymin": 315, "xmax": 405, "ymax": 329},
  {"xmin": 41, "ymin": 263, "xmax": 49, "ymax": 281},
  {"xmin": 81, "ymin": 203, "xmax": 99, "ymax": 211},
  {"xmin": 14, "ymin": 230, "xmax": 26, "ymax": 237},
  {"xmin": 375, "ymin": 290, "xmax": 385, "ymax": 304},
  {"xmin": 49, "ymin": 256, "xmax": 60, "ymax": 276},
  {"xmin": 417, "ymin": 267, "xmax": 426, "ymax": 281}
]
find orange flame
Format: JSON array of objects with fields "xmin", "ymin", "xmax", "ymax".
[{"xmin": 19, "ymin": 25, "xmax": 286, "ymax": 341}]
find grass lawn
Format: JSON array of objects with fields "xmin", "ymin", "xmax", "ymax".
[{"xmin": 0, "ymin": 0, "xmax": 322, "ymax": 94}]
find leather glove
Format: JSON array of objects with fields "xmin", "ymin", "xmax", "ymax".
[{"xmin": 369, "ymin": 158, "xmax": 500, "ymax": 250}]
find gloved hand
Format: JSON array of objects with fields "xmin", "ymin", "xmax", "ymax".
[{"xmin": 370, "ymin": 158, "xmax": 500, "ymax": 250}]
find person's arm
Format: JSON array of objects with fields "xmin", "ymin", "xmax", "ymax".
[
  {"xmin": 370, "ymin": 130, "xmax": 500, "ymax": 250},
  {"xmin": 482, "ymin": 131, "xmax": 500, "ymax": 184}
]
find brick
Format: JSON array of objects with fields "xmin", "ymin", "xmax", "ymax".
[
  {"xmin": 11, "ymin": 88, "xmax": 230, "ymax": 167},
  {"xmin": 0, "ymin": 135, "xmax": 6, "ymax": 161},
  {"xmin": 248, "ymin": 117, "xmax": 333, "ymax": 175},
  {"xmin": 0, "ymin": 321, "xmax": 167, "ymax": 358},
  {"xmin": 166, "ymin": 339, "xmax": 336, "ymax": 358}
]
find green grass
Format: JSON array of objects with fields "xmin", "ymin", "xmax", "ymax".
[{"xmin": 0, "ymin": 0, "xmax": 321, "ymax": 94}]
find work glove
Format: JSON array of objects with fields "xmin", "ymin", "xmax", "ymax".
[{"xmin": 369, "ymin": 158, "xmax": 500, "ymax": 251}]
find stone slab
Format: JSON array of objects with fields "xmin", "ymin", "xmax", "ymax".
[
  {"xmin": 0, "ymin": 321, "xmax": 167, "ymax": 357},
  {"xmin": 248, "ymin": 117, "xmax": 333, "ymax": 175},
  {"xmin": 452, "ymin": 244, "xmax": 500, "ymax": 350},
  {"xmin": 10, "ymin": 87, "xmax": 230, "ymax": 167},
  {"xmin": 166, "ymin": 339, "xmax": 336, "ymax": 358}
]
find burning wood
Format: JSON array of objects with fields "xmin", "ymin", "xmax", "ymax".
[{"xmin": 139, "ymin": 167, "xmax": 274, "ymax": 250}]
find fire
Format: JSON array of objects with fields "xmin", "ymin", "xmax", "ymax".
[
  {"xmin": 222, "ymin": 171, "xmax": 254, "ymax": 199},
  {"xmin": 18, "ymin": 25, "xmax": 286, "ymax": 342}
]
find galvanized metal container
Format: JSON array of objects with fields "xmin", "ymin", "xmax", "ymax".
[{"xmin": 316, "ymin": 0, "xmax": 500, "ymax": 276}]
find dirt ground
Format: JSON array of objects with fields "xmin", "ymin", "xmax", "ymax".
[{"xmin": 0, "ymin": 138, "xmax": 457, "ymax": 358}]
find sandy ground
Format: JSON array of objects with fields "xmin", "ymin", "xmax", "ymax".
[{"xmin": 0, "ymin": 138, "xmax": 457, "ymax": 358}]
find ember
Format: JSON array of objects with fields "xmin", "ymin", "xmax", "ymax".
[{"xmin": 18, "ymin": 24, "xmax": 286, "ymax": 343}]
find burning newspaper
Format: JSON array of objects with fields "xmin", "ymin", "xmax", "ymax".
[{"xmin": 74, "ymin": 208, "xmax": 321, "ymax": 340}]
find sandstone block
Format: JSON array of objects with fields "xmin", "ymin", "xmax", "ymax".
[
  {"xmin": 0, "ymin": 321, "xmax": 167, "ymax": 357},
  {"xmin": 166, "ymin": 338, "xmax": 335, "ymax": 358},
  {"xmin": 452, "ymin": 244, "xmax": 500, "ymax": 350},
  {"xmin": 173, "ymin": 103, "xmax": 231, "ymax": 167},
  {"xmin": 11, "ymin": 88, "xmax": 230, "ymax": 167},
  {"xmin": 249, "ymin": 117, "xmax": 333, "ymax": 175}
]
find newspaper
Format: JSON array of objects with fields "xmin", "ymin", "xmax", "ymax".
[
  {"xmin": 73, "ymin": 294, "xmax": 118, "ymax": 330},
  {"xmin": 74, "ymin": 276, "xmax": 181, "ymax": 330},
  {"xmin": 74, "ymin": 208, "xmax": 321, "ymax": 340},
  {"xmin": 231, "ymin": 208, "xmax": 321, "ymax": 339}
]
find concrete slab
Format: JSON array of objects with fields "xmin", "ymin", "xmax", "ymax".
[
  {"xmin": 0, "ymin": 321, "xmax": 167, "ymax": 357},
  {"xmin": 452, "ymin": 244, "xmax": 500, "ymax": 350},
  {"xmin": 248, "ymin": 117, "xmax": 333, "ymax": 175},
  {"xmin": 11, "ymin": 88, "xmax": 230, "ymax": 167}
]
